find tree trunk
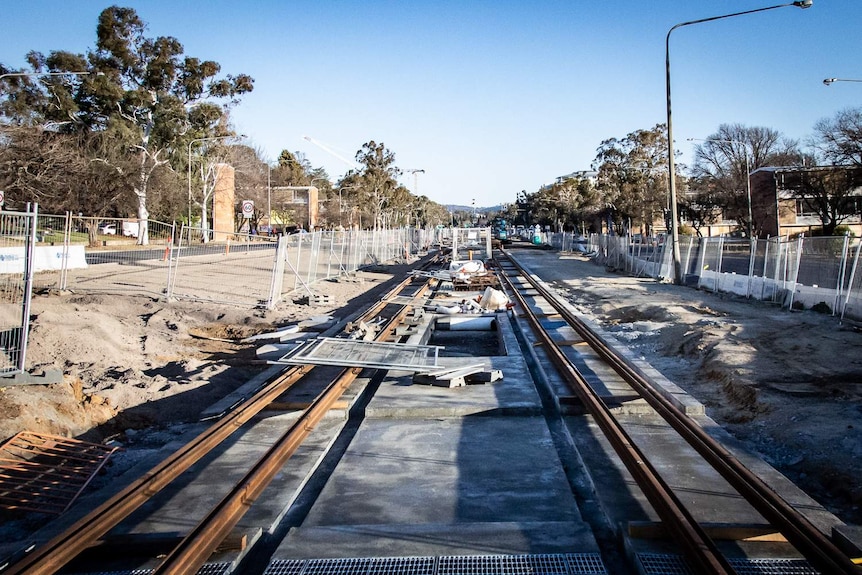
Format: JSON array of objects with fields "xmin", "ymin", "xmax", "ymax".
[{"xmin": 135, "ymin": 150, "xmax": 151, "ymax": 245}]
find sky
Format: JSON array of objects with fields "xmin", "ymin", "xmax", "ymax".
[{"xmin": 2, "ymin": 1, "xmax": 861, "ymax": 209}]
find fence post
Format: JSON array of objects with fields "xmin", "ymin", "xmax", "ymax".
[
  {"xmin": 786, "ymin": 235, "xmax": 804, "ymax": 310},
  {"xmin": 696, "ymin": 238, "xmax": 708, "ymax": 290},
  {"xmin": 266, "ymin": 235, "xmax": 288, "ymax": 309},
  {"xmin": 835, "ymin": 234, "xmax": 851, "ymax": 316},
  {"xmin": 746, "ymin": 237, "xmax": 756, "ymax": 299},
  {"xmin": 841, "ymin": 240, "xmax": 861, "ymax": 321},
  {"xmin": 60, "ymin": 211, "xmax": 72, "ymax": 291},
  {"xmin": 17, "ymin": 203, "xmax": 38, "ymax": 373},
  {"xmin": 715, "ymin": 235, "xmax": 725, "ymax": 293}
]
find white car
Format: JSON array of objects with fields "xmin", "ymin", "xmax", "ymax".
[{"xmin": 99, "ymin": 224, "xmax": 117, "ymax": 235}]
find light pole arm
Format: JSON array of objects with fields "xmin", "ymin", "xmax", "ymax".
[{"xmin": 665, "ymin": 0, "xmax": 812, "ymax": 284}]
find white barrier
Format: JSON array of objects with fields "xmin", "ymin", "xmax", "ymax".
[{"xmin": 0, "ymin": 245, "xmax": 88, "ymax": 274}]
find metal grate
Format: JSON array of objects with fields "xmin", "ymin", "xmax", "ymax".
[
  {"xmin": 275, "ymin": 337, "xmax": 441, "ymax": 372},
  {"xmin": 638, "ymin": 553, "xmax": 820, "ymax": 575},
  {"xmin": 67, "ymin": 562, "xmax": 231, "ymax": 575},
  {"xmin": 265, "ymin": 554, "xmax": 605, "ymax": 575},
  {"xmin": 0, "ymin": 431, "xmax": 119, "ymax": 514}
]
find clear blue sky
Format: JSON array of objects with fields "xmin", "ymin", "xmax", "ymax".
[{"xmin": 2, "ymin": 1, "xmax": 860, "ymax": 208}]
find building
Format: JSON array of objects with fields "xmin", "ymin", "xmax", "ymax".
[
  {"xmin": 749, "ymin": 166, "xmax": 862, "ymax": 238},
  {"xmin": 538, "ymin": 170, "xmax": 598, "ymax": 193}
]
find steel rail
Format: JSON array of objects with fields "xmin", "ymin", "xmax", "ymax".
[
  {"xmin": 7, "ymin": 264, "xmax": 436, "ymax": 575},
  {"xmin": 499, "ymin": 250, "xmax": 860, "ymax": 575},
  {"xmin": 495, "ymin": 257, "xmax": 736, "ymax": 574},
  {"xmin": 152, "ymin": 276, "xmax": 435, "ymax": 574},
  {"xmin": 3, "ymin": 364, "xmax": 311, "ymax": 575}
]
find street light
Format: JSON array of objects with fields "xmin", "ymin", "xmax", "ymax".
[
  {"xmin": 187, "ymin": 134, "xmax": 245, "ymax": 225},
  {"xmin": 665, "ymin": 0, "xmax": 813, "ymax": 284},
  {"xmin": 688, "ymin": 138, "xmax": 753, "ymax": 238},
  {"xmin": 823, "ymin": 78, "xmax": 862, "ymax": 86}
]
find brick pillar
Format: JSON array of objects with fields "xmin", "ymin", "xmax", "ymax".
[
  {"xmin": 213, "ymin": 163, "xmax": 235, "ymax": 241},
  {"xmin": 308, "ymin": 185, "xmax": 319, "ymax": 230}
]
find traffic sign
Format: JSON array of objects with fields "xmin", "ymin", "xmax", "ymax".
[{"xmin": 241, "ymin": 200, "xmax": 254, "ymax": 218}]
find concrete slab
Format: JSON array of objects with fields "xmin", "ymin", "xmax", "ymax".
[
  {"xmin": 112, "ymin": 412, "xmax": 349, "ymax": 538},
  {"xmin": 367, "ymin": 358, "xmax": 540, "ymax": 418},
  {"xmin": 302, "ymin": 416, "xmax": 581, "ymax": 527}
]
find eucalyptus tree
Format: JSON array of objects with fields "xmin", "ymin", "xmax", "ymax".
[
  {"xmin": 593, "ymin": 124, "xmax": 669, "ymax": 235},
  {"xmin": 1, "ymin": 6, "xmax": 254, "ymax": 244},
  {"xmin": 352, "ymin": 141, "xmax": 402, "ymax": 230}
]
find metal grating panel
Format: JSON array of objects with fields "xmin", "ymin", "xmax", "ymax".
[
  {"xmin": 638, "ymin": 553, "xmax": 820, "ymax": 575},
  {"xmin": 727, "ymin": 558, "xmax": 820, "ymax": 575},
  {"xmin": 264, "ymin": 559, "xmax": 306, "ymax": 575},
  {"xmin": 304, "ymin": 558, "xmax": 375, "ymax": 575},
  {"xmin": 274, "ymin": 337, "xmax": 441, "ymax": 372},
  {"xmin": 67, "ymin": 562, "xmax": 231, "ymax": 575},
  {"xmin": 367, "ymin": 557, "xmax": 437, "ymax": 575},
  {"xmin": 267, "ymin": 554, "xmax": 605, "ymax": 575},
  {"xmin": 0, "ymin": 431, "xmax": 119, "ymax": 515}
]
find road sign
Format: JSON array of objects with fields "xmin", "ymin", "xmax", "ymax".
[{"xmin": 241, "ymin": 200, "xmax": 254, "ymax": 219}]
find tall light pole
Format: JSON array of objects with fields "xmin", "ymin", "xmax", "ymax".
[
  {"xmin": 267, "ymin": 164, "xmax": 272, "ymax": 231},
  {"xmin": 665, "ymin": 0, "xmax": 813, "ymax": 283},
  {"xmin": 689, "ymin": 138, "xmax": 754, "ymax": 238},
  {"xmin": 405, "ymin": 168, "xmax": 425, "ymax": 195},
  {"xmin": 823, "ymin": 78, "xmax": 862, "ymax": 86},
  {"xmin": 187, "ymin": 134, "xmax": 244, "ymax": 225}
]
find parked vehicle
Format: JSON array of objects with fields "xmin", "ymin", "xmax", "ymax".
[
  {"xmin": 99, "ymin": 221, "xmax": 139, "ymax": 237},
  {"xmin": 121, "ymin": 221, "xmax": 139, "ymax": 238}
]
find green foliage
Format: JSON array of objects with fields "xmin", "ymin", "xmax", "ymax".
[{"xmin": 0, "ymin": 5, "xmax": 254, "ymax": 230}]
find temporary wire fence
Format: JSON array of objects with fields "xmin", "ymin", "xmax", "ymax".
[
  {"xmin": 550, "ymin": 230, "xmax": 862, "ymax": 322},
  {"xmin": 24, "ymin": 215, "xmax": 426, "ymax": 311},
  {"xmin": 0, "ymin": 205, "xmax": 38, "ymax": 374}
]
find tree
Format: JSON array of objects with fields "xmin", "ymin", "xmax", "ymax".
[
  {"xmin": 353, "ymin": 141, "xmax": 401, "ymax": 230},
  {"xmin": 811, "ymin": 107, "xmax": 862, "ymax": 167},
  {"xmin": 794, "ymin": 167, "xmax": 862, "ymax": 236},
  {"xmin": 593, "ymin": 124, "xmax": 670, "ymax": 235},
  {"xmin": 690, "ymin": 124, "xmax": 800, "ymax": 236},
  {"xmin": 1, "ymin": 6, "xmax": 254, "ymax": 244}
]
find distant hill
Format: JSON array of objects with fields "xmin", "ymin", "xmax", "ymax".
[{"xmin": 445, "ymin": 204, "xmax": 504, "ymax": 212}]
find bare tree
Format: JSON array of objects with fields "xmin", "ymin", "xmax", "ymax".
[{"xmin": 810, "ymin": 107, "xmax": 862, "ymax": 167}]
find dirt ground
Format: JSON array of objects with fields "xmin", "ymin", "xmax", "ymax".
[
  {"xmin": 0, "ymin": 266, "xmax": 401, "ymax": 446},
  {"xmin": 1, "ymin": 249, "xmax": 860, "ymax": 539},
  {"xmin": 524, "ymin": 250, "xmax": 862, "ymax": 528}
]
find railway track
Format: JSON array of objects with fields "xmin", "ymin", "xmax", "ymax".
[
  {"xmin": 494, "ymin": 248, "xmax": 860, "ymax": 575},
  {"xmin": 3, "ymin": 247, "xmax": 859, "ymax": 575},
  {"xmin": 4, "ymin": 262, "xmax": 439, "ymax": 575}
]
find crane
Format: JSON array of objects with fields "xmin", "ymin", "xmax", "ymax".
[{"xmin": 301, "ymin": 135, "xmax": 360, "ymax": 171}]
